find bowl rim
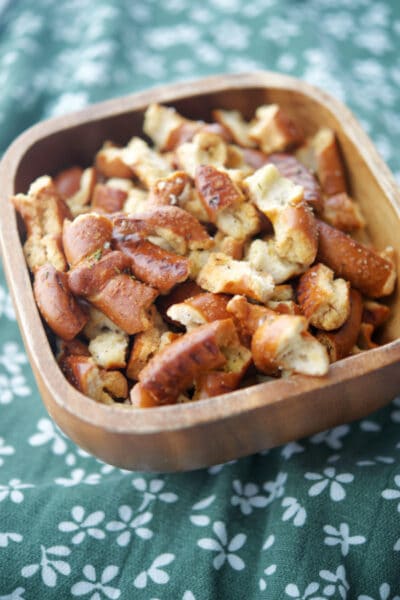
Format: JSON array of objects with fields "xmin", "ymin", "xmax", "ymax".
[{"xmin": 1, "ymin": 70, "xmax": 400, "ymax": 435}]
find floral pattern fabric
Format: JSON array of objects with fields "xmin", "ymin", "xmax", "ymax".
[{"xmin": 0, "ymin": 0, "xmax": 400, "ymax": 598}]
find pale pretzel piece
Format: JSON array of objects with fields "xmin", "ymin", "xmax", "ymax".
[
  {"xmin": 148, "ymin": 171, "xmax": 209, "ymax": 222},
  {"xmin": 321, "ymin": 192, "xmax": 365, "ymax": 232},
  {"xmin": 297, "ymin": 263, "xmax": 350, "ymax": 331},
  {"xmin": 216, "ymin": 201, "xmax": 261, "ymax": 241},
  {"xmin": 114, "ymin": 237, "xmax": 190, "ymax": 294},
  {"xmin": 68, "ymin": 251, "xmax": 158, "ymax": 334},
  {"xmin": 33, "ymin": 264, "xmax": 88, "ymax": 341},
  {"xmin": 266, "ymin": 300, "xmax": 302, "ymax": 315},
  {"xmin": 65, "ymin": 167, "xmax": 96, "ymax": 217},
  {"xmin": 212, "ymin": 109, "xmax": 255, "ymax": 148},
  {"xmin": 270, "ymin": 284, "xmax": 295, "ymax": 301},
  {"xmin": 252, "ymin": 314, "xmax": 329, "ymax": 376},
  {"xmin": 123, "ymin": 188, "xmax": 149, "ymax": 215},
  {"xmin": 107, "ymin": 178, "xmax": 134, "ymax": 193},
  {"xmin": 113, "ymin": 206, "xmax": 213, "ymax": 255},
  {"xmin": 246, "ymin": 238, "xmax": 305, "ymax": 284},
  {"xmin": 95, "ymin": 142, "xmax": 133, "ymax": 179},
  {"xmin": 126, "ymin": 307, "xmax": 168, "ymax": 380},
  {"xmin": 91, "ymin": 183, "xmax": 128, "ymax": 214},
  {"xmin": 131, "ymin": 318, "xmax": 242, "ymax": 406},
  {"xmin": 62, "ymin": 213, "xmax": 113, "ymax": 267},
  {"xmin": 214, "ymin": 232, "xmax": 244, "ymax": 260},
  {"xmin": 83, "ymin": 306, "xmax": 125, "ymax": 339},
  {"xmin": 88, "ymin": 331, "xmax": 129, "ymax": 370},
  {"xmin": 13, "ymin": 176, "xmax": 71, "ymax": 272},
  {"xmin": 175, "ymin": 131, "xmax": 228, "ymax": 178},
  {"xmin": 167, "ymin": 292, "xmax": 231, "ymax": 331},
  {"xmin": 316, "ymin": 220, "xmax": 396, "ymax": 298},
  {"xmin": 122, "ymin": 137, "xmax": 172, "ymax": 188},
  {"xmin": 143, "ymin": 103, "xmax": 189, "ymax": 151},
  {"xmin": 266, "ymin": 153, "xmax": 322, "ymax": 213},
  {"xmin": 248, "ymin": 104, "xmax": 303, "ymax": 154},
  {"xmin": 197, "ymin": 252, "xmax": 275, "ymax": 303},
  {"xmin": 60, "ymin": 354, "xmax": 128, "ymax": 404},
  {"xmin": 316, "ymin": 289, "xmax": 363, "ymax": 362},
  {"xmin": 244, "ymin": 164, "xmax": 318, "ymax": 265},
  {"xmin": 226, "ymin": 294, "xmax": 275, "ymax": 346},
  {"xmin": 156, "ymin": 280, "xmax": 204, "ymax": 324}
]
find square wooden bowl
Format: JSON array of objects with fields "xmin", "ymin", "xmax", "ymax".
[{"xmin": 1, "ymin": 72, "xmax": 400, "ymax": 472}]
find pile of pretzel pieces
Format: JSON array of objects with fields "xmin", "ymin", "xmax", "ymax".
[{"xmin": 12, "ymin": 102, "xmax": 396, "ymax": 407}]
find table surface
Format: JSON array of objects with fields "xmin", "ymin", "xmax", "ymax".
[{"xmin": 1, "ymin": 1, "xmax": 400, "ymax": 598}]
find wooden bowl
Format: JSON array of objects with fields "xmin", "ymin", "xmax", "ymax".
[{"xmin": 1, "ymin": 72, "xmax": 400, "ymax": 472}]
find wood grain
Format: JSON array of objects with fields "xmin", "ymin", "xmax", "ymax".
[{"xmin": 0, "ymin": 71, "xmax": 400, "ymax": 472}]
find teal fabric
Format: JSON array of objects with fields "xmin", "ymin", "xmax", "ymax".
[{"xmin": 1, "ymin": 1, "xmax": 400, "ymax": 598}]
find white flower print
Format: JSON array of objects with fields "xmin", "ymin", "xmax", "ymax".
[
  {"xmin": 391, "ymin": 396, "xmax": 400, "ymax": 423},
  {"xmin": 319, "ymin": 566, "xmax": 349, "ymax": 599},
  {"xmin": 0, "ymin": 437, "xmax": 14, "ymax": 467},
  {"xmin": 71, "ymin": 565, "xmax": 120, "ymax": 599},
  {"xmin": 359, "ymin": 583, "xmax": 400, "ymax": 600},
  {"xmin": 0, "ymin": 342, "xmax": 27, "ymax": 374},
  {"xmin": 382, "ymin": 475, "xmax": 400, "ymax": 510},
  {"xmin": 259, "ymin": 534, "xmax": 277, "ymax": 591},
  {"xmin": 21, "ymin": 545, "xmax": 71, "ymax": 588},
  {"xmin": 357, "ymin": 456, "xmax": 394, "ymax": 467},
  {"xmin": 323, "ymin": 523, "xmax": 366, "ymax": 556},
  {"xmin": 131, "ymin": 477, "xmax": 178, "ymax": 511},
  {"xmin": 0, "ymin": 532, "xmax": 22, "ymax": 547},
  {"xmin": 359, "ymin": 420, "xmax": 381, "ymax": 432},
  {"xmin": 208, "ymin": 459, "xmax": 236, "ymax": 475},
  {"xmin": 190, "ymin": 495, "xmax": 215, "ymax": 527},
  {"xmin": 310, "ymin": 425, "xmax": 350, "ymax": 450},
  {"xmin": 0, "ymin": 479, "xmax": 33, "ymax": 503},
  {"xmin": 197, "ymin": 521, "xmax": 246, "ymax": 571},
  {"xmin": 263, "ymin": 472, "xmax": 287, "ymax": 503},
  {"xmin": 281, "ymin": 441, "xmax": 305, "ymax": 460},
  {"xmin": 0, "ymin": 286, "xmax": 16, "ymax": 320},
  {"xmin": 285, "ymin": 582, "xmax": 325, "ymax": 599},
  {"xmin": 59, "ymin": 506, "xmax": 105, "ymax": 544},
  {"xmin": 106, "ymin": 506, "xmax": 153, "ymax": 546},
  {"xmin": 0, "ymin": 588, "xmax": 26, "ymax": 600},
  {"xmin": 305, "ymin": 467, "xmax": 354, "ymax": 501},
  {"xmin": 281, "ymin": 497, "xmax": 307, "ymax": 527},
  {"xmin": 134, "ymin": 554, "xmax": 175, "ymax": 589},
  {"xmin": 29, "ymin": 418, "xmax": 68, "ymax": 455},
  {"xmin": 55, "ymin": 469, "xmax": 101, "ymax": 487},
  {"xmin": 231, "ymin": 480, "xmax": 268, "ymax": 515},
  {"xmin": 0, "ymin": 373, "xmax": 30, "ymax": 404}
]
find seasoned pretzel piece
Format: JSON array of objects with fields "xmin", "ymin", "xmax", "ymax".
[
  {"xmin": 316, "ymin": 289, "xmax": 363, "ymax": 362},
  {"xmin": 63, "ymin": 213, "xmax": 113, "ymax": 267},
  {"xmin": 63, "ymin": 168, "xmax": 96, "ymax": 217},
  {"xmin": 266, "ymin": 153, "xmax": 323, "ymax": 213},
  {"xmin": 249, "ymin": 104, "xmax": 303, "ymax": 154},
  {"xmin": 167, "ymin": 293, "xmax": 231, "ymax": 331},
  {"xmin": 214, "ymin": 232, "xmax": 244, "ymax": 260},
  {"xmin": 95, "ymin": 142, "xmax": 133, "ymax": 179},
  {"xmin": 246, "ymin": 238, "xmax": 305, "ymax": 284},
  {"xmin": 226, "ymin": 294, "xmax": 274, "ymax": 346},
  {"xmin": 92, "ymin": 183, "xmax": 128, "ymax": 214},
  {"xmin": 297, "ymin": 128, "xmax": 347, "ymax": 196},
  {"xmin": 88, "ymin": 330, "xmax": 129, "ymax": 370},
  {"xmin": 321, "ymin": 192, "xmax": 365, "ymax": 232},
  {"xmin": 123, "ymin": 137, "xmax": 172, "ymax": 188},
  {"xmin": 156, "ymin": 280, "xmax": 203, "ymax": 324},
  {"xmin": 13, "ymin": 176, "xmax": 71, "ymax": 273},
  {"xmin": 126, "ymin": 306, "xmax": 168, "ymax": 380},
  {"xmin": 252, "ymin": 314, "xmax": 329, "ymax": 376},
  {"xmin": 68, "ymin": 251, "xmax": 158, "ymax": 334},
  {"xmin": 216, "ymin": 201, "xmax": 261, "ymax": 241},
  {"xmin": 175, "ymin": 132, "xmax": 228, "ymax": 178},
  {"xmin": 148, "ymin": 171, "xmax": 192, "ymax": 206},
  {"xmin": 123, "ymin": 188, "xmax": 149, "ymax": 215},
  {"xmin": 130, "ymin": 318, "xmax": 243, "ymax": 406},
  {"xmin": 143, "ymin": 103, "xmax": 232, "ymax": 152},
  {"xmin": 297, "ymin": 263, "xmax": 350, "ymax": 331},
  {"xmin": 114, "ymin": 237, "xmax": 189, "ymax": 294},
  {"xmin": 197, "ymin": 253, "xmax": 275, "ymax": 303},
  {"xmin": 54, "ymin": 166, "xmax": 83, "ymax": 199},
  {"xmin": 34, "ymin": 264, "xmax": 88, "ymax": 341},
  {"xmin": 316, "ymin": 220, "xmax": 396, "ymax": 298},
  {"xmin": 60, "ymin": 354, "xmax": 128, "ymax": 404},
  {"xmin": 195, "ymin": 165, "xmax": 244, "ymax": 222},
  {"xmin": 266, "ymin": 300, "xmax": 302, "ymax": 315},
  {"xmin": 113, "ymin": 206, "xmax": 213, "ymax": 255},
  {"xmin": 212, "ymin": 109, "xmax": 255, "ymax": 148}
]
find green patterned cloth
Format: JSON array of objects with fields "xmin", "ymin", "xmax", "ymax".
[{"xmin": 1, "ymin": 1, "xmax": 400, "ymax": 598}]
